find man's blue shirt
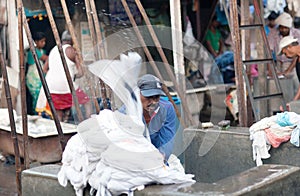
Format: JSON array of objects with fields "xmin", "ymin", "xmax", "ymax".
[{"xmin": 119, "ymin": 98, "xmax": 176, "ymax": 160}]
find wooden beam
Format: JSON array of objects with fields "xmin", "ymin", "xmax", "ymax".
[{"xmin": 230, "ymin": 0, "xmax": 248, "ymax": 126}]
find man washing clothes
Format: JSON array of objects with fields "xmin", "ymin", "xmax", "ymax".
[{"xmin": 120, "ymin": 74, "xmax": 177, "ymax": 163}]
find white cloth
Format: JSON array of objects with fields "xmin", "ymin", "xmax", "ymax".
[
  {"xmin": 290, "ymin": 125, "xmax": 300, "ymax": 147},
  {"xmin": 251, "ymin": 131, "xmax": 271, "ymax": 166},
  {"xmin": 58, "ymin": 110, "xmax": 195, "ymax": 196},
  {"xmin": 0, "ymin": 108, "xmax": 17, "ymax": 126},
  {"xmin": 249, "ymin": 112, "xmax": 300, "ymax": 166},
  {"xmin": 264, "ymin": 0, "xmax": 286, "ymax": 18},
  {"xmin": 88, "ymin": 52, "xmax": 143, "ymax": 122}
]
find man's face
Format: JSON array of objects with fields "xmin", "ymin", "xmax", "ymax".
[
  {"xmin": 282, "ymin": 45, "xmax": 297, "ymax": 58},
  {"xmin": 269, "ymin": 19, "xmax": 276, "ymax": 28},
  {"xmin": 279, "ymin": 25, "xmax": 290, "ymax": 36},
  {"xmin": 140, "ymin": 94, "xmax": 160, "ymax": 112}
]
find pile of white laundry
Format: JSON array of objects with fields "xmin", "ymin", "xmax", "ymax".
[
  {"xmin": 249, "ymin": 112, "xmax": 300, "ymax": 166},
  {"xmin": 58, "ymin": 52, "xmax": 195, "ymax": 195},
  {"xmin": 57, "ymin": 110, "xmax": 195, "ymax": 196}
]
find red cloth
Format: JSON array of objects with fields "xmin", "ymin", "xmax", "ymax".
[
  {"xmin": 51, "ymin": 88, "xmax": 89, "ymax": 110},
  {"xmin": 264, "ymin": 128, "xmax": 291, "ymax": 148}
]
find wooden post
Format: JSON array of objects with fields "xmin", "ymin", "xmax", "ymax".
[
  {"xmin": 16, "ymin": 0, "xmax": 30, "ymax": 170},
  {"xmin": 84, "ymin": 0, "xmax": 98, "ymax": 60},
  {"xmin": 89, "ymin": 0, "xmax": 112, "ymax": 109},
  {"xmin": 169, "ymin": 0, "xmax": 185, "ymax": 100},
  {"xmin": 133, "ymin": 0, "xmax": 196, "ymax": 126},
  {"xmin": 241, "ymin": 0, "xmax": 253, "ymax": 126},
  {"xmin": 83, "ymin": 0, "xmax": 104, "ymax": 113},
  {"xmin": 230, "ymin": 0, "xmax": 248, "ymax": 127},
  {"xmin": 0, "ymin": 29, "xmax": 22, "ymax": 196},
  {"xmin": 20, "ymin": 2, "xmax": 66, "ymax": 151}
]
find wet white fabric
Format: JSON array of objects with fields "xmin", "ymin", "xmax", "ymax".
[
  {"xmin": 290, "ymin": 125, "xmax": 300, "ymax": 147},
  {"xmin": 58, "ymin": 110, "xmax": 195, "ymax": 196},
  {"xmin": 0, "ymin": 108, "xmax": 17, "ymax": 126},
  {"xmin": 58, "ymin": 52, "xmax": 195, "ymax": 195},
  {"xmin": 88, "ymin": 52, "xmax": 143, "ymax": 123}
]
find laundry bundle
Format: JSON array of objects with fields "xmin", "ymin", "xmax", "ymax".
[
  {"xmin": 249, "ymin": 112, "xmax": 300, "ymax": 166},
  {"xmin": 57, "ymin": 110, "xmax": 195, "ymax": 196}
]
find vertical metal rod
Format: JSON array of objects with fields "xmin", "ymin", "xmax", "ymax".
[
  {"xmin": 0, "ymin": 23, "xmax": 22, "ymax": 196},
  {"xmin": 20, "ymin": 2, "xmax": 66, "ymax": 151},
  {"xmin": 17, "ymin": 0, "xmax": 30, "ymax": 170},
  {"xmin": 230, "ymin": 0, "xmax": 248, "ymax": 126},
  {"xmin": 44, "ymin": 0, "xmax": 84, "ymax": 122},
  {"xmin": 133, "ymin": 0, "xmax": 196, "ymax": 126}
]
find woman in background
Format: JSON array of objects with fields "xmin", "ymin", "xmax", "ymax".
[{"xmin": 26, "ymin": 32, "xmax": 48, "ymax": 115}]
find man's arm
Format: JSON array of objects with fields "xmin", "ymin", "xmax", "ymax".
[
  {"xmin": 156, "ymin": 103, "xmax": 176, "ymax": 162},
  {"xmin": 282, "ymin": 56, "xmax": 298, "ymax": 75},
  {"xmin": 66, "ymin": 46, "xmax": 83, "ymax": 79}
]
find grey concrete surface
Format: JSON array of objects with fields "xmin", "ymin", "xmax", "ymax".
[
  {"xmin": 136, "ymin": 164, "xmax": 300, "ymax": 196},
  {"xmin": 184, "ymin": 127, "xmax": 300, "ymax": 183},
  {"xmin": 0, "ymin": 160, "xmax": 17, "ymax": 196},
  {"xmin": 21, "ymin": 164, "xmax": 300, "ymax": 196}
]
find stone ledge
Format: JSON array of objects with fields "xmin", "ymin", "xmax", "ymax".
[
  {"xmin": 22, "ymin": 164, "xmax": 300, "ymax": 196},
  {"xmin": 136, "ymin": 164, "xmax": 300, "ymax": 196},
  {"xmin": 184, "ymin": 127, "xmax": 300, "ymax": 183}
]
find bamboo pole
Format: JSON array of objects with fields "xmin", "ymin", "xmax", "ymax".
[
  {"xmin": 131, "ymin": 0, "xmax": 196, "ymax": 126},
  {"xmin": 83, "ymin": 0, "xmax": 102, "ymax": 113},
  {"xmin": 0, "ymin": 29, "xmax": 22, "ymax": 196},
  {"xmin": 89, "ymin": 0, "xmax": 106, "ymax": 59},
  {"xmin": 120, "ymin": 0, "xmax": 189, "ymax": 127},
  {"xmin": 89, "ymin": 0, "xmax": 112, "ymax": 109},
  {"xmin": 43, "ymin": 0, "xmax": 84, "ymax": 122},
  {"xmin": 84, "ymin": 0, "xmax": 98, "ymax": 60},
  {"xmin": 59, "ymin": 0, "xmax": 108, "ymax": 111},
  {"xmin": 16, "ymin": 0, "xmax": 29, "ymax": 170},
  {"xmin": 20, "ymin": 2, "xmax": 66, "ymax": 151}
]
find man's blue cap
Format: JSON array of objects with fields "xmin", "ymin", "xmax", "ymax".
[{"xmin": 137, "ymin": 74, "xmax": 165, "ymax": 97}]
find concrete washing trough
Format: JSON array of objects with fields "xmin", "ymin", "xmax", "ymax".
[{"xmin": 21, "ymin": 127, "xmax": 300, "ymax": 195}]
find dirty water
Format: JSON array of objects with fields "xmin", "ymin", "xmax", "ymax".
[{"xmin": 0, "ymin": 158, "xmax": 18, "ymax": 196}]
